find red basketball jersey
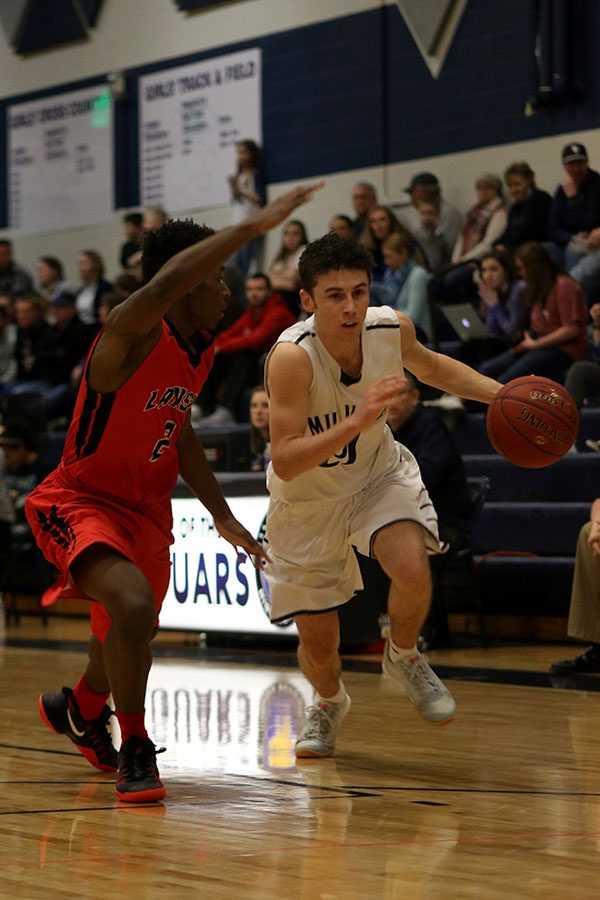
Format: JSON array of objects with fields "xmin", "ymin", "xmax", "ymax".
[{"xmin": 59, "ymin": 319, "xmax": 214, "ymax": 505}]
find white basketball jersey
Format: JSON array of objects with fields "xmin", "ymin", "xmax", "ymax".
[{"xmin": 266, "ymin": 305, "xmax": 403, "ymax": 502}]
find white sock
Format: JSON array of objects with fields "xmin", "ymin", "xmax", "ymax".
[
  {"xmin": 318, "ymin": 683, "xmax": 348, "ymax": 704},
  {"xmin": 388, "ymin": 639, "xmax": 418, "ymax": 663}
]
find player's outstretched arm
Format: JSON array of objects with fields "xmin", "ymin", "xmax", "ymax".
[
  {"xmin": 398, "ymin": 312, "xmax": 501, "ymax": 404},
  {"xmin": 110, "ymin": 180, "xmax": 325, "ymax": 340},
  {"xmin": 268, "ymin": 343, "xmax": 405, "ymax": 481},
  {"xmin": 177, "ymin": 417, "xmax": 268, "ymax": 567}
]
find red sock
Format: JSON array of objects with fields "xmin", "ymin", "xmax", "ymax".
[
  {"xmin": 117, "ymin": 711, "xmax": 148, "ymax": 745},
  {"xmin": 73, "ymin": 675, "xmax": 110, "ymax": 721}
]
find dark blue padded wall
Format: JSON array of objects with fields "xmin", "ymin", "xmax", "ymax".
[
  {"xmin": 3, "ymin": 2, "xmax": 600, "ymax": 218},
  {"xmin": 383, "ymin": 0, "xmax": 600, "ymax": 163}
]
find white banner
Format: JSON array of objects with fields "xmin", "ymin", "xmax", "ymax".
[
  {"xmin": 161, "ymin": 495, "xmax": 296, "ymax": 636},
  {"xmin": 139, "ymin": 48, "xmax": 261, "ymax": 212},
  {"xmin": 7, "ymin": 85, "xmax": 114, "ymax": 234}
]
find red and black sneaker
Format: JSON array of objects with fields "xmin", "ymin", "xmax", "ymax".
[
  {"xmin": 116, "ymin": 736, "xmax": 166, "ymax": 803},
  {"xmin": 39, "ymin": 687, "xmax": 118, "ymax": 773}
]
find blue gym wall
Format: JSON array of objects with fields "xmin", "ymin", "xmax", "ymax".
[{"xmin": 2, "ymin": 1, "xmax": 600, "ymax": 227}]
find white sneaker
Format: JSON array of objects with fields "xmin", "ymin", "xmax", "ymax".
[
  {"xmin": 197, "ymin": 405, "xmax": 235, "ymax": 427},
  {"xmin": 295, "ymin": 694, "xmax": 351, "ymax": 758},
  {"xmin": 423, "ymin": 393, "xmax": 465, "ymax": 413},
  {"xmin": 585, "ymin": 438, "xmax": 600, "ymax": 453},
  {"xmin": 382, "ymin": 642, "xmax": 455, "ymax": 725}
]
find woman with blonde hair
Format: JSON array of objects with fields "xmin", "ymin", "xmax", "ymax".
[
  {"xmin": 381, "ymin": 231, "xmax": 431, "ymax": 341},
  {"xmin": 362, "ymin": 205, "xmax": 424, "ymax": 281}
]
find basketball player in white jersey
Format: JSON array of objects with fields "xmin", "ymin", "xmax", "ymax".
[{"xmin": 264, "ymin": 233, "xmax": 501, "ymax": 757}]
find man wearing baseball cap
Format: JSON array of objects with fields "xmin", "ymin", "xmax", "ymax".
[
  {"xmin": 549, "ymin": 141, "xmax": 600, "ymax": 304},
  {"xmin": 399, "ymin": 171, "xmax": 463, "ymax": 268}
]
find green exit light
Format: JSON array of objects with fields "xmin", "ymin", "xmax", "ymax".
[{"xmin": 91, "ymin": 91, "xmax": 111, "ymax": 128}]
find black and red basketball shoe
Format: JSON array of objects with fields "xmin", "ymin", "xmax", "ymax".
[
  {"xmin": 39, "ymin": 687, "xmax": 118, "ymax": 773},
  {"xmin": 115, "ymin": 736, "xmax": 166, "ymax": 803}
]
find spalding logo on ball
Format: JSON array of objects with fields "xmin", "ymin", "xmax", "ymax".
[{"xmin": 486, "ymin": 376, "xmax": 579, "ymax": 468}]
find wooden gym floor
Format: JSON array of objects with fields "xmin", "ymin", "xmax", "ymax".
[{"xmin": 1, "ymin": 618, "xmax": 600, "ymax": 899}]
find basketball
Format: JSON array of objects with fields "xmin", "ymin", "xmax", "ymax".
[{"xmin": 486, "ymin": 376, "xmax": 579, "ymax": 468}]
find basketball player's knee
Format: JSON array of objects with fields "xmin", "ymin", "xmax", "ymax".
[
  {"xmin": 300, "ymin": 633, "xmax": 339, "ymax": 669},
  {"xmin": 109, "ymin": 590, "xmax": 156, "ymax": 639},
  {"xmin": 390, "ymin": 559, "xmax": 430, "ymax": 596}
]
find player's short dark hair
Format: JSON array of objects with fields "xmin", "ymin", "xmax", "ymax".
[
  {"xmin": 141, "ymin": 218, "xmax": 215, "ymax": 283},
  {"xmin": 298, "ymin": 233, "xmax": 373, "ymax": 294}
]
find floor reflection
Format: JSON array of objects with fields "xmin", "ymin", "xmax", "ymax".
[{"xmin": 146, "ymin": 661, "xmax": 312, "ymax": 775}]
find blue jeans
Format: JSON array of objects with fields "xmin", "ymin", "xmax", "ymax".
[{"xmin": 479, "ymin": 346, "xmax": 574, "ymax": 384}]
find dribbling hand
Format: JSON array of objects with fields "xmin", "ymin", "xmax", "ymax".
[{"xmin": 353, "ymin": 375, "xmax": 407, "ymax": 430}]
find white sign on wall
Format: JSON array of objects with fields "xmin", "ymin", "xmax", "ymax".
[
  {"xmin": 139, "ymin": 47, "xmax": 261, "ymax": 212},
  {"xmin": 7, "ymin": 85, "xmax": 114, "ymax": 234},
  {"xmin": 161, "ymin": 495, "xmax": 296, "ymax": 637}
]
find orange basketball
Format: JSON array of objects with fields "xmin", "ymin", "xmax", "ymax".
[{"xmin": 486, "ymin": 376, "xmax": 579, "ymax": 468}]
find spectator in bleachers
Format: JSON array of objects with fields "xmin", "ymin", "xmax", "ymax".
[
  {"xmin": 0, "ymin": 240, "xmax": 33, "ymax": 299},
  {"xmin": 228, "ymin": 139, "xmax": 266, "ymax": 276},
  {"xmin": 75, "ymin": 250, "xmax": 112, "ymax": 327},
  {"xmin": 112, "ymin": 272, "xmax": 141, "ymax": 300},
  {"xmin": 267, "ymin": 220, "xmax": 308, "ymax": 316},
  {"xmin": 477, "ymin": 250, "xmax": 529, "ymax": 347},
  {"xmin": 0, "ymin": 420, "xmax": 53, "ymax": 596},
  {"xmin": 450, "ymin": 250, "xmax": 529, "ymax": 370},
  {"xmin": 412, "ymin": 196, "xmax": 452, "ymax": 273},
  {"xmin": 479, "ymin": 242, "xmax": 588, "ymax": 383},
  {"xmin": 36, "ymin": 291, "xmax": 95, "ymax": 423},
  {"xmin": 387, "ymin": 371, "xmax": 471, "ymax": 554},
  {"xmin": 143, "ymin": 207, "xmax": 169, "ymax": 232},
  {"xmin": 494, "ymin": 162, "xmax": 552, "ymax": 254},
  {"xmin": 249, "ymin": 385, "xmax": 271, "ymax": 472},
  {"xmin": 119, "ymin": 212, "xmax": 144, "ymax": 269},
  {"xmin": 549, "ymin": 497, "xmax": 600, "ymax": 674},
  {"xmin": 351, "ymin": 182, "xmax": 377, "ymax": 242},
  {"xmin": 430, "ymin": 174, "xmax": 507, "ymax": 306},
  {"xmin": 380, "ymin": 231, "xmax": 432, "ymax": 341},
  {"xmin": 362, "ymin": 205, "xmax": 421, "ymax": 283},
  {"xmin": 119, "ymin": 212, "xmax": 144, "ymax": 271},
  {"xmin": 329, "ymin": 215, "xmax": 355, "ymax": 240},
  {"xmin": 400, "ymin": 172, "xmax": 463, "ymax": 260},
  {"xmin": 36, "ymin": 256, "xmax": 66, "ymax": 303},
  {"xmin": 97, "ymin": 291, "xmax": 126, "ymax": 326},
  {"xmin": 548, "ymin": 143, "xmax": 600, "ymax": 305},
  {"xmin": 564, "ymin": 302, "xmax": 600, "ymax": 409},
  {"xmin": 0, "ymin": 295, "xmax": 16, "ymax": 388},
  {"xmin": 0, "ymin": 419, "xmax": 48, "ymax": 542},
  {"xmin": 198, "ymin": 272, "xmax": 296, "ymax": 426},
  {"xmin": 12, "ymin": 293, "xmax": 52, "ymax": 387},
  {"xmin": 0, "ymin": 448, "xmax": 15, "ymax": 572}
]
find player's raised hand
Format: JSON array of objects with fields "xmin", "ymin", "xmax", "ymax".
[
  {"xmin": 253, "ymin": 181, "xmax": 325, "ymax": 234},
  {"xmin": 352, "ymin": 375, "xmax": 407, "ymax": 430}
]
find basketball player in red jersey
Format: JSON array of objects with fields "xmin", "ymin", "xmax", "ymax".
[{"xmin": 26, "ymin": 181, "xmax": 323, "ymax": 803}]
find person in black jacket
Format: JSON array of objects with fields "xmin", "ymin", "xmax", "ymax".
[
  {"xmin": 494, "ymin": 162, "xmax": 552, "ymax": 254},
  {"xmin": 386, "ymin": 371, "xmax": 472, "ymax": 553},
  {"xmin": 548, "ymin": 143, "xmax": 600, "ymax": 305},
  {"xmin": 387, "ymin": 371, "xmax": 473, "ymax": 646}
]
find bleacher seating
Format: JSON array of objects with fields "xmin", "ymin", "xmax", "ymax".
[
  {"xmin": 452, "ymin": 407, "xmax": 600, "ymax": 624},
  {"xmin": 454, "ymin": 407, "xmax": 600, "ymax": 454}
]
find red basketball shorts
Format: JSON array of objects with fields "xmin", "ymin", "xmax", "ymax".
[{"xmin": 25, "ymin": 471, "xmax": 172, "ymax": 643}]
